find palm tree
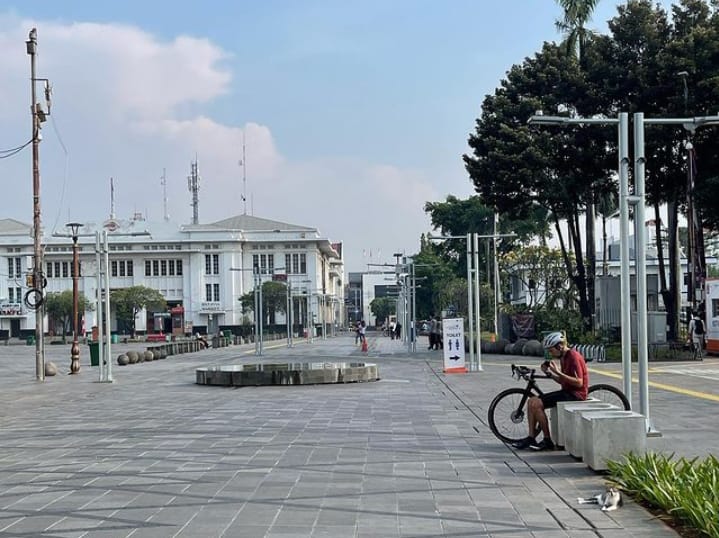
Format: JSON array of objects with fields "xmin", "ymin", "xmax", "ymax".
[
  {"xmin": 555, "ymin": 0, "xmax": 600, "ymax": 328},
  {"xmin": 555, "ymin": 0, "xmax": 600, "ymax": 63}
]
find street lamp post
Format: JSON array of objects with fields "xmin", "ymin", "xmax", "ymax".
[
  {"xmin": 67, "ymin": 222, "xmax": 83, "ymax": 374},
  {"xmin": 528, "ymin": 113, "xmax": 634, "ymax": 410}
]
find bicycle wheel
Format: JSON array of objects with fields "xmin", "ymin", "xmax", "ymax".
[
  {"xmin": 488, "ymin": 388, "xmax": 531, "ymax": 444},
  {"xmin": 588, "ymin": 384, "xmax": 630, "ymax": 410}
]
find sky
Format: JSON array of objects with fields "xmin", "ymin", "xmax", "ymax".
[{"xmin": 0, "ymin": 1, "xmax": 673, "ymax": 272}]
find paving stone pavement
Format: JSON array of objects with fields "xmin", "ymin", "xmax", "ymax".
[{"xmin": 0, "ymin": 335, "xmax": 686, "ymax": 537}]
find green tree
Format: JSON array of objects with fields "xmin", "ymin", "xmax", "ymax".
[
  {"xmin": 238, "ymin": 281, "xmax": 287, "ymax": 325},
  {"xmin": 44, "ymin": 290, "xmax": 93, "ymax": 342},
  {"xmin": 464, "ymin": 41, "xmax": 614, "ymax": 329},
  {"xmin": 370, "ymin": 296, "xmax": 395, "ymax": 326},
  {"xmin": 110, "ymin": 286, "xmax": 166, "ymax": 337}
]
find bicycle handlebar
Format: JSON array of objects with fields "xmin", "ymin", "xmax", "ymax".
[{"xmin": 511, "ymin": 363, "xmax": 551, "ymax": 381}]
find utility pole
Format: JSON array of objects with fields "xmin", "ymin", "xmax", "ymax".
[{"xmin": 26, "ymin": 28, "xmax": 50, "ymax": 382}]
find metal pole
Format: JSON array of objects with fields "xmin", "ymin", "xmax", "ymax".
[
  {"xmin": 473, "ymin": 233, "xmax": 483, "ymax": 371},
  {"xmin": 258, "ymin": 275, "xmax": 264, "ymax": 355},
  {"xmin": 618, "ymin": 113, "xmax": 632, "ymax": 408},
  {"xmin": 633, "ymin": 112, "xmax": 652, "ymax": 432},
  {"xmin": 411, "ymin": 261, "xmax": 417, "ymax": 352},
  {"xmin": 70, "ymin": 230, "xmax": 81, "ymax": 374},
  {"xmin": 493, "ymin": 211, "xmax": 500, "ymax": 337},
  {"xmin": 95, "ymin": 231, "xmax": 104, "ymax": 382},
  {"xmin": 466, "ymin": 233, "xmax": 475, "ymax": 370},
  {"xmin": 103, "ymin": 231, "xmax": 112, "ymax": 382},
  {"xmin": 287, "ymin": 280, "xmax": 292, "ymax": 347}
]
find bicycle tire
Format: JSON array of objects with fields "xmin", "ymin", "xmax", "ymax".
[
  {"xmin": 488, "ymin": 387, "xmax": 532, "ymax": 444},
  {"xmin": 588, "ymin": 384, "xmax": 631, "ymax": 410}
]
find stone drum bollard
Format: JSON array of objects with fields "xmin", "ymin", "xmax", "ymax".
[
  {"xmin": 45, "ymin": 361, "xmax": 58, "ymax": 376},
  {"xmin": 117, "ymin": 354, "xmax": 130, "ymax": 366},
  {"xmin": 143, "ymin": 350, "xmax": 154, "ymax": 362},
  {"xmin": 127, "ymin": 350, "xmax": 139, "ymax": 364}
]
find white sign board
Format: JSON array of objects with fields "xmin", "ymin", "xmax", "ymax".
[{"xmin": 442, "ymin": 317, "xmax": 466, "ymax": 373}]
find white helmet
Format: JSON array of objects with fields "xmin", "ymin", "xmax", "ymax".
[{"xmin": 542, "ymin": 331, "xmax": 565, "ymax": 349}]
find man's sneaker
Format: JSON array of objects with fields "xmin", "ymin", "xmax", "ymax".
[
  {"xmin": 529, "ymin": 438, "xmax": 555, "ymax": 451},
  {"xmin": 511, "ymin": 436, "xmax": 535, "ymax": 450}
]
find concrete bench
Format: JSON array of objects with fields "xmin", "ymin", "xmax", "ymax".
[
  {"xmin": 550, "ymin": 398, "xmax": 600, "ymax": 448},
  {"xmin": 580, "ymin": 410, "xmax": 647, "ymax": 471},
  {"xmin": 564, "ymin": 403, "xmax": 621, "ymax": 458}
]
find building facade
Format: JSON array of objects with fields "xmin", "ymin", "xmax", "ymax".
[{"xmin": 0, "ymin": 214, "xmax": 344, "ymax": 338}]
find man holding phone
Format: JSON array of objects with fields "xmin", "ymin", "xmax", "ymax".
[{"xmin": 511, "ymin": 331, "xmax": 589, "ymax": 451}]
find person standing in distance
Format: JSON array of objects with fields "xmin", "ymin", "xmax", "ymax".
[
  {"xmin": 512, "ymin": 331, "xmax": 588, "ymax": 451},
  {"xmin": 688, "ymin": 311, "xmax": 705, "ymax": 360}
]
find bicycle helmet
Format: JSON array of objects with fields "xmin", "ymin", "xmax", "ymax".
[{"xmin": 542, "ymin": 331, "xmax": 565, "ymax": 349}]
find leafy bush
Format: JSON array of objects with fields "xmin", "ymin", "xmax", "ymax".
[{"xmin": 608, "ymin": 452, "xmax": 719, "ymax": 538}]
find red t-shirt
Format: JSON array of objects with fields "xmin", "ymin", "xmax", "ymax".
[{"xmin": 560, "ymin": 348, "xmax": 588, "ymax": 400}]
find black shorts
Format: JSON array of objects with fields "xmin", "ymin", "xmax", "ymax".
[{"xmin": 540, "ymin": 390, "xmax": 581, "ymax": 409}]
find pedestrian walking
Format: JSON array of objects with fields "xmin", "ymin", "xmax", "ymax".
[{"xmin": 689, "ymin": 311, "xmax": 705, "ymax": 360}]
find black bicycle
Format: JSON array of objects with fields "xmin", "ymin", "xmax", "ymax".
[{"xmin": 488, "ymin": 364, "xmax": 631, "ymax": 444}]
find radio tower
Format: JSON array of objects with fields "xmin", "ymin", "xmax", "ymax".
[
  {"xmin": 187, "ymin": 157, "xmax": 200, "ymax": 225},
  {"xmin": 161, "ymin": 168, "xmax": 169, "ymax": 221}
]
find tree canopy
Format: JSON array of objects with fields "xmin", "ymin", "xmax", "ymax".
[{"xmin": 110, "ymin": 286, "xmax": 166, "ymax": 336}]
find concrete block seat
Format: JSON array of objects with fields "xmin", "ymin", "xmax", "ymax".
[
  {"xmin": 565, "ymin": 403, "xmax": 621, "ymax": 458},
  {"xmin": 550, "ymin": 398, "xmax": 600, "ymax": 448},
  {"xmin": 581, "ymin": 410, "xmax": 646, "ymax": 471}
]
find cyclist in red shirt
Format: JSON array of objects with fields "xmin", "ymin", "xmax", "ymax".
[{"xmin": 512, "ymin": 331, "xmax": 589, "ymax": 451}]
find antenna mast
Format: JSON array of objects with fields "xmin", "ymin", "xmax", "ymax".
[
  {"xmin": 161, "ymin": 168, "xmax": 169, "ymax": 221},
  {"xmin": 241, "ymin": 131, "xmax": 247, "ymax": 215},
  {"xmin": 187, "ymin": 157, "xmax": 200, "ymax": 225},
  {"xmin": 110, "ymin": 177, "xmax": 115, "ymax": 219}
]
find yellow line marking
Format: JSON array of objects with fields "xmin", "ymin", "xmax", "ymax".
[{"xmin": 588, "ymin": 367, "xmax": 719, "ymax": 403}]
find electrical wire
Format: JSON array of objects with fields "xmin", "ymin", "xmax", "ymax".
[
  {"xmin": 0, "ymin": 139, "xmax": 32, "ymax": 159},
  {"xmin": 49, "ymin": 114, "xmax": 70, "ymax": 234}
]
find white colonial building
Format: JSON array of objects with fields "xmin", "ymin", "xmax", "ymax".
[{"xmin": 0, "ymin": 214, "xmax": 344, "ymax": 339}]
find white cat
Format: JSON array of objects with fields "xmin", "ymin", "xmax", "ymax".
[{"xmin": 577, "ymin": 487, "xmax": 623, "ymax": 511}]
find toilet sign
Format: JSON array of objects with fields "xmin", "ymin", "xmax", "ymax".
[{"xmin": 442, "ymin": 318, "xmax": 467, "ymax": 373}]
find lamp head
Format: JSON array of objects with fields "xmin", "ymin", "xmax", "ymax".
[{"xmin": 66, "ymin": 222, "xmax": 83, "ymax": 238}]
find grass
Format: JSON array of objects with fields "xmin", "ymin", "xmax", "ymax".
[{"xmin": 607, "ymin": 452, "xmax": 719, "ymax": 538}]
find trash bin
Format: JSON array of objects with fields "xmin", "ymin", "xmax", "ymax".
[
  {"xmin": 26, "ymin": 335, "xmax": 35, "ymax": 345},
  {"xmin": 89, "ymin": 342, "xmax": 99, "ymax": 366},
  {"xmin": 223, "ymin": 330, "xmax": 232, "ymax": 339},
  {"xmin": 111, "ymin": 334, "xmax": 119, "ymax": 344}
]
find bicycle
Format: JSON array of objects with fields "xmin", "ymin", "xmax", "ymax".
[{"xmin": 488, "ymin": 363, "xmax": 631, "ymax": 444}]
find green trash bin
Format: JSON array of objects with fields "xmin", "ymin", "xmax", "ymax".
[
  {"xmin": 223, "ymin": 330, "xmax": 232, "ymax": 339},
  {"xmin": 26, "ymin": 335, "xmax": 35, "ymax": 345},
  {"xmin": 89, "ymin": 342, "xmax": 100, "ymax": 366},
  {"xmin": 111, "ymin": 334, "xmax": 119, "ymax": 344}
]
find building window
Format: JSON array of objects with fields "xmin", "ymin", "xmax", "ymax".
[
  {"xmin": 161, "ymin": 260, "xmax": 167, "ymax": 276},
  {"xmin": 111, "ymin": 261, "xmax": 118, "ymax": 277},
  {"xmin": 300, "ymin": 253, "xmax": 306, "ymax": 274},
  {"xmin": 145, "ymin": 260, "xmax": 151, "ymax": 276},
  {"xmin": 46, "ymin": 262, "xmax": 53, "ymax": 278},
  {"xmin": 168, "ymin": 260, "xmax": 175, "ymax": 276},
  {"xmin": 8, "ymin": 287, "xmax": 14, "ymax": 303},
  {"xmin": 205, "ymin": 283, "xmax": 212, "ymax": 302},
  {"xmin": 212, "ymin": 254, "xmax": 219, "ymax": 274},
  {"xmin": 176, "ymin": 260, "xmax": 183, "ymax": 276},
  {"xmin": 205, "ymin": 254, "xmax": 211, "ymax": 275},
  {"xmin": 213, "ymin": 283, "xmax": 220, "ymax": 301},
  {"xmin": 127, "ymin": 260, "xmax": 133, "ymax": 277},
  {"xmin": 55, "ymin": 262, "xmax": 61, "ymax": 278},
  {"xmin": 62, "ymin": 262, "xmax": 69, "ymax": 278},
  {"xmin": 152, "ymin": 260, "xmax": 159, "ymax": 276},
  {"xmin": 119, "ymin": 260, "xmax": 126, "ymax": 277}
]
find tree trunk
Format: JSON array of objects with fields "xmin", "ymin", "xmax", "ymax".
[
  {"xmin": 667, "ymin": 199, "xmax": 681, "ymax": 340},
  {"xmin": 585, "ymin": 199, "xmax": 596, "ymax": 323},
  {"xmin": 569, "ymin": 210, "xmax": 591, "ymax": 330}
]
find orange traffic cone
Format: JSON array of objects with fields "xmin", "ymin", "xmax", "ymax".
[{"xmin": 361, "ymin": 339, "xmax": 368, "ymax": 352}]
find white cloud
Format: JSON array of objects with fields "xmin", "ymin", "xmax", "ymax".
[{"xmin": 0, "ymin": 15, "xmax": 438, "ymax": 271}]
